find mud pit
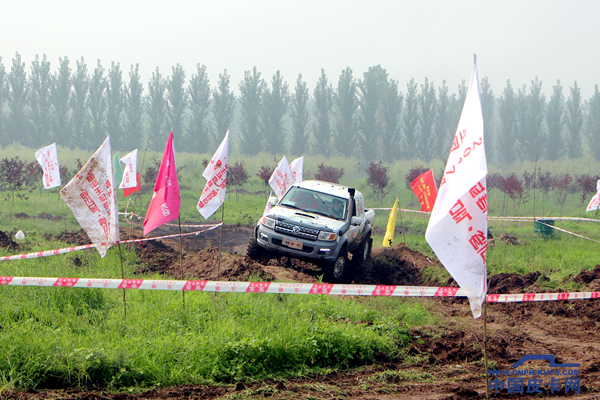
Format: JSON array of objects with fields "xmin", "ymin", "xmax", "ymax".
[{"xmin": 4, "ymin": 224, "xmax": 600, "ymax": 399}]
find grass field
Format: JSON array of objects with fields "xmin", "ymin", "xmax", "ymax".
[{"xmin": 1, "ymin": 144, "xmax": 600, "ymax": 392}]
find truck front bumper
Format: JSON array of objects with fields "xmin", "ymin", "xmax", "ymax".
[{"xmin": 256, "ymin": 225, "xmax": 340, "ymax": 262}]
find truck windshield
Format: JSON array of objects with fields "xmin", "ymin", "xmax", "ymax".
[{"xmin": 280, "ymin": 188, "xmax": 347, "ymax": 220}]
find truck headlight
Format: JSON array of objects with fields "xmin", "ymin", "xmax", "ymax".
[
  {"xmin": 318, "ymin": 231, "xmax": 337, "ymax": 241},
  {"xmin": 261, "ymin": 216, "xmax": 275, "ymax": 229}
]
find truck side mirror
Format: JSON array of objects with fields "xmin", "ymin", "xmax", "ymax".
[
  {"xmin": 351, "ymin": 216, "xmax": 361, "ymax": 226},
  {"xmin": 268, "ymin": 196, "xmax": 278, "ymax": 206}
]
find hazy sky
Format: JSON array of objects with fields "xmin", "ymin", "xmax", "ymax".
[{"xmin": 2, "ymin": 0, "xmax": 599, "ymax": 98}]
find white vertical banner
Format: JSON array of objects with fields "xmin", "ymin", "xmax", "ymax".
[
  {"xmin": 586, "ymin": 179, "xmax": 600, "ymax": 212},
  {"xmin": 425, "ymin": 57, "xmax": 488, "ymax": 319},
  {"xmin": 34, "ymin": 143, "xmax": 61, "ymax": 189},
  {"xmin": 60, "ymin": 136, "xmax": 119, "ymax": 258},
  {"xmin": 268, "ymin": 156, "xmax": 294, "ymax": 199},
  {"xmin": 119, "ymin": 149, "xmax": 138, "ymax": 189},
  {"xmin": 197, "ymin": 131, "xmax": 229, "ymax": 219},
  {"xmin": 290, "ymin": 156, "xmax": 304, "ymax": 183}
]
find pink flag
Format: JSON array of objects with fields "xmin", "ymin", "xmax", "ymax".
[{"xmin": 143, "ymin": 131, "xmax": 180, "ymax": 235}]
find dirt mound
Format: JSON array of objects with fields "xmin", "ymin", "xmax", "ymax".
[
  {"xmin": 45, "ymin": 230, "xmax": 92, "ymax": 245},
  {"xmin": 0, "ymin": 230, "xmax": 21, "ymax": 250},
  {"xmin": 488, "ymin": 271, "xmax": 541, "ymax": 294},
  {"xmin": 351, "ymin": 244, "xmax": 440, "ymax": 285},
  {"xmin": 13, "ymin": 212, "xmax": 30, "ymax": 219},
  {"xmin": 574, "ymin": 265, "xmax": 600, "ymax": 290},
  {"xmin": 37, "ymin": 213, "xmax": 64, "ymax": 221}
]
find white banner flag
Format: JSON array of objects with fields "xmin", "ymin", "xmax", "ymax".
[
  {"xmin": 425, "ymin": 58, "xmax": 488, "ymax": 319},
  {"xmin": 290, "ymin": 156, "xmax": 304, "ymax": 183},
  {"xmin": 269, "ymin": 156, "xmax": 294, "ymax": 199},
  {"xmin": 119, "ymin": 149, "xmax": 138, "ymax": 189},
  {"xmin": 60, "ymin": 136, "xmax": 120, "ymax": 258},
  {"xmin": 586, "ymin": 180, "xmax": 600, "ymax": 212},
  {"xmin": 34, "ymin": 143, "xmax": 61, "ymax": 189},
  {"xmin": 197, "ymin": 131, "xmax": 229, "ymax": 219}
]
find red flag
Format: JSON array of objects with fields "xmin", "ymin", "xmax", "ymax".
[
  {"xmin": 123, "ymin": 173, "xmax": 141, "ymax": 197},
  {"xmin": 143, "ymin": 131, "xmax": 180, "ymax": 235},
  {"xmin": 410, "ymin": 169, "xmax": 437, "ymax": 212}
]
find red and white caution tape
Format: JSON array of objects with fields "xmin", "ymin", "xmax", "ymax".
[
  {"xmin": 535, "ymin": 221, "xmax": 600, "ymax": 244},
  {"xmin": 0, "ymin": 277, "xmax": 598, "ymax": 302},
  {"xmin": 0, "ymin": 223, "xmax": 222, "ymax": 261}
]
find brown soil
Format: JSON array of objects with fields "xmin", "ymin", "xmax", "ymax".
[{"xmin": 3, "ymin": 223, "xmax": 600, "ymax": 399}]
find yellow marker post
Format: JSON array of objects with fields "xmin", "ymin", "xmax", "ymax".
[{"xmin": 382, "ymin": 198, "xmax": 399, "ymax": 247}]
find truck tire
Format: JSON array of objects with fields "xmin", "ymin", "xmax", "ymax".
[
  {"xmin": 246, "ymin": 230, "xmax": 266, "ymax": 261},
  {"xmin": 326, "ymin": 247, "xmax": 348, "ymax": 283},
  {"xmin": 353, "ymin": 234, "xmax": 372, "ymax": 265}
]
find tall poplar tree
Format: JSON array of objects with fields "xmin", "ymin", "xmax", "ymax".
[
  {"xmin": 358, "ymin": 65, "xmax": 387, "ymax": 163},
  {"xmin": 51, "ymin": 57, "xmax": 72, "ymax": 146},
  {"xmin": 290, "ymin": 73, "xmax": 310, "ymax": 156},
  {"xmin": 0, "ymin": 57, "xmax": 6, "ymax": 143},
  {"xmin": 186, "ymin": 64, "xmax": 211, "ymax": 153},
  {"xmin": 7, "ymin": 52, "xmax": 29, "ymax": 146},
  {"xmin": 123, "ymin": 64, "xmax": 144, "ymax": 151},
  {"xmin": 565, "ymin": 81, "xmax": 583, "ymax": 159},
  {"xmin": 497, "ymin": 80, "xmax": 518, "ymax": 165},
  {"xmin": 587, "ymin": 85, "xmax": 600, "ymax": 161},
  {"xmin": 28, "ymin": 54, "xmax": 52, "ymax": 148},
  {"xmin": 519, "ymin": 77, "xmax": 546, "ymax": 162},
  {"xmin": 146, "ymin": 67, "xmax": 167, "ymax": 151},
  {"xmin": 480, "ymin": 77, "xmax": 495, "ymax": 163},
  {"xmin": 333, "ymin": 67, "xmax": 358, "ymax": 158},
  {"xmin": 417, "ymin": 77, "xmax": 436, "ymax": 162},
  {"xmin": 71, "ymin": 57, "xmax": 90, "ymax": 150},
  {"xmin": 106, "ymin": 62, "xmax": 124, "ymax": 146},
  {"xmin": 403, "ymin": 78, "xmax": 419, "ymax": 159},
  {"xmin": 545, "ymin": 80, "xmax": 564, "ymax": 161},
  {"xmin": 381, "ymin": 79, "xmax": 402, "ymax": 163},
  {"xmin": 260, "ymin": 70, "xmax": 288, "ymax": 154},
  {"xmin": 212, "ymin": 69, "xmax": 235, "ymax": 144},
  {"xmin": 239, "ymin": 67, "xmax": 264, "ymax": 156},
  {"xmin": 88, "ymin": 60, "xmax": 108, "ymax": 150},
  {"xmin": 312, "ymin": 69, "xmax": 333, "ymax": 156},
  {"xmin": 166, "ymin": 64, "xmax": 187, "ymax": 144},
  {"xmin": 434, "ymin": 81, "xmax": 451, "ymax": 160}
]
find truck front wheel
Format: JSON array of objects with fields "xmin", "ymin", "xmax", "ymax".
[
  {"xmin": 326, "ymin": 247, "xmax": 348, "ymax": 283},
  {"xmin": 246, "ymin": 229, "xmax": 266, "ymax": 261}
]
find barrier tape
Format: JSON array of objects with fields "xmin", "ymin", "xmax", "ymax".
[
  {"xmin": 0, "ymin": 277, "xmax": 598, "ymax": 302},
  {"xmin": 0, "ymin": 223, "xmax": 222, "ymax": 261},
  {"xmin": 535, "ymin": 221, "xmax": 600, "ymax": 244}
]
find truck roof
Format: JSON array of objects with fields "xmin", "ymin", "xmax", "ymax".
[{"xmin": 294, "ymin": 180, "xmax": 355, "ymax": 199}]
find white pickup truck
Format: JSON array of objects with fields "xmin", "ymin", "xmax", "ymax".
[{"xmin": 247, "ymin": 180, "xmax": 375, "ymax": 282}]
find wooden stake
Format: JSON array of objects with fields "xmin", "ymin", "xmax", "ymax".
[
  {"xmin": 398, "ymin": 204, "xmax": 407, "ymax": 245},
  {"xmin": 532, "ymin": 158, "xmax": 538, "ymax": 272},
  {"xmin": 135, "ymin": 137, "xmax": 151, "ymax": 217},
  {"xmin": 218, "ymin": 203, "xmax": 225, "ymax": 277},
  {"xmin": 483, "ymin": 300, "xmax": 489, "ymax": 400},
  {"xmin": 178, "ymin": 215, "xmax": 185, "ymax": 311},
  {"xmin": 118, "ymin": 242, "xmax": 127, "ymax": 320}
]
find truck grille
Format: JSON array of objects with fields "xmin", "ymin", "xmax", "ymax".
[{"xmin": 274, "ymin": 221, "xmax": 319, "ymax": 241}]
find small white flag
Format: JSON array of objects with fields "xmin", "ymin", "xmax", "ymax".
[
  {"xmin": 34, "ymin": 143, "xmax": 61, "ymax": 189},
  {"xmin": 197, "ymin": 131, "xmax": 229, "ymax": 219},
  {"xmin": 60, "ymin": 136, "xmax": 120, "ymax": 258},
  {"xmin": 119, "ymin": 149, "xmax": 138, "ymax": 189},
  {"xmin": 269, "ymin": 156, "xmax": 294, "ymax": 199},
  {"xmin": 586, "ymin": 180, "xmax": 600, "ymax": 212},
  {"xmin": 425, "ymin": 58, "xmax": 488, "ymax": 319},
  {"xmin": 290, "ymin": 156, "xmax": 304, "ymax": 183}
]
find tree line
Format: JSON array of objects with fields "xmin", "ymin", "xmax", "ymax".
[{"xmin": 1, "ymin": 52, "xmax": 599, "ymax": 166}]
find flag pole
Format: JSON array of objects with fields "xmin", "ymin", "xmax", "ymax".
[
  {"xmin": 178, "ymin": 214, "xmax": 185, "ymax": 311},
  {"xmin": 218, "ymin": 203, "xmax": 225, "ymax": 277},
  {"xmin": 117, "ymin": 242, "xmax": 127, "ymax": 320},
  {"xmin": 398, "ymin": 204, "xmax": 407, "ymax": 245},
  {"xmin": 483, "ymin": 299, "xmax": 489, "ymax": 400},
  {"xmin": 136, "ymin": 137, "xmax": 151, "ymax": 221},
  {"xmin": 532, "ymin": 157, "xmax": 538, "ymax": 272}
]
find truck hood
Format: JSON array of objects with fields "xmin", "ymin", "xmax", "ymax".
[{"xmin": 267, "ymin": 205, "xmax": 346, "ymax": 232}]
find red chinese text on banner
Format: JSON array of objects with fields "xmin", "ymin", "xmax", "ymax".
[
  {"xmin": 35, "ymin": 143, "xmax": 61, "ymax": 189},
  {"xmin": 60, "ymin": 136, "xmax": 119, "ymax": 258},
  {"xmin": 197, "ymin": 131, "xmax": 229, "ymax": 219},
  {"xmin": 410, "ymin": 169, "xmax": 437, "ymax": 212},
  {"xmin": 143, "ymin": 131, "xmax": 180, "ymax": 235},
  {"xmin": 425, "ymin": 57, "xmax": 488, "ymax": 319},
  {"xmin": 123, "ymin": 173, "xmax": 141, "ymax": 197},
  {"xmin": 119, "ymin": 149, "xmax": 138, "ymax": 189},
  {"xmin": 269, "ymin": 156, "xmax": 294, "ymax": 199}
]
